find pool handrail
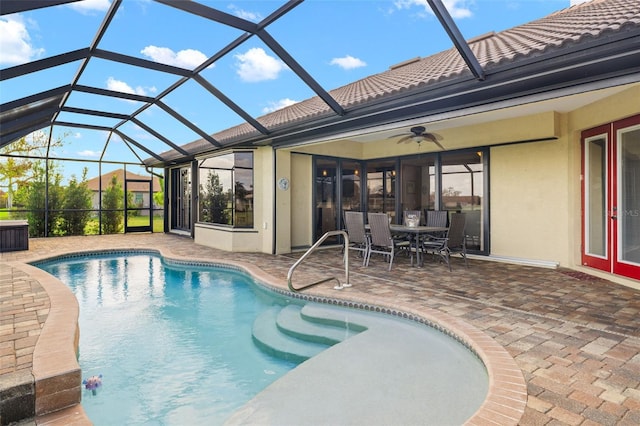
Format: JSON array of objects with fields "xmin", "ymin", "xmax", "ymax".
[{"xmin": 287, "ymin": 230, "xmax": 351, "ymax": 292}]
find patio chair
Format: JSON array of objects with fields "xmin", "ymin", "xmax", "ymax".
[
  {"xmin": 367, "ymin": 212, "xmax": 410, "ymax": 271},
  {"xmin": 422, "ymin": 213, "xmax": 468, "ymax": 271},
  {"xmin": 425, "ymin": 210, "xmax": 448, "ymax": 228},
  {"xmin": 344, "ymin": 211, "xmax": 370, "ymax": 266},
  {"xmin": 424, "ymin": 209, "xmax": 448, "ymax": 242}
]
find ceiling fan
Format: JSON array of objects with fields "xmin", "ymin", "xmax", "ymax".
[{"xmin": 391, "ymin": 126, "xmax": 444, "ymax": 150}]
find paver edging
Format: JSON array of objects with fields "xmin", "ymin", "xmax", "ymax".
[{"xmin": 7, "ymin": 262, "xmax": 85, "ymax": 421}]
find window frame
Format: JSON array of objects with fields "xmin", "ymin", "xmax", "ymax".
[{"xmin": 197, "ymin": 151, "xmax": 254, "ymax": 228}]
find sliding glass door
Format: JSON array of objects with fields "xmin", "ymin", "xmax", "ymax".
[
  {"xmin": 314, "ymin": 158, "xmax": 338, "ymax": 243},
  {"xmin": 312, "ymin": 150, "xmax": 488, "ymax": 253},
  {"xmin": 441, "ymin": 151, "xmax": 485, "ymax": 251},
  {"xmin": 366, "ymin": 159, "xmax": 397, "ymax": 222},
  {"xmin": 170, "ymin": 166, "xmax": 192, "ymax": 233}
]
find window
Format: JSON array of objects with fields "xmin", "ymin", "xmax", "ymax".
[{"xmin": 198, "ymin": 152, "xmax": 253, "ymax": 227}]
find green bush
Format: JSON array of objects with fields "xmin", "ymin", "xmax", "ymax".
[
  {"xmin": 102, "ymin": 174, "xmax": 124, "ymax": 234},
  {"xmin": 61, "ymin": 169, "xmax": 92, "ymax": 236}
]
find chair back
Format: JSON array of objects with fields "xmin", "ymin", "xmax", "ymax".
[
  {"xmin": 344, "ymin": 211, "xmax": 367, "ymax": 245},
  {"xmin": 425, "ymin": 210, "xmax": 448, "ymax": 227},
  {"xmin": 447, "ymin": 213, "xmax": 466, "ymax": 248},
  {"xmin": 403, "ymin": 210, "xmax": 421, "ymax": 227},
  {"xmin": 367, "ymin": 213, "xmax": 393, "ymax": 247}
]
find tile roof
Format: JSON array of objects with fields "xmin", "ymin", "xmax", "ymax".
[
  {"xmin": 86, "ymin": 169, "xmax": 161, "ymax": 193},
  {"xmin": 182, "ymin": 0, "xmax": 639, "ymax": 153}
]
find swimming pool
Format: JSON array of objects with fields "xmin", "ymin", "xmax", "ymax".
[
  {"xmin": 35, "ymin": 251, "xmax": 490, "ymax": 425},
  {"xmin": 35, "ymin": 252, "xmax": 301, "ymax": 425}
]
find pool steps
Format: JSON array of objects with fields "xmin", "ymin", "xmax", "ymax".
[
  {"xmin": 276, "ymin": 305, "xmax": 360, "ymax": 345},
  {"xmin": 252, "ymin": 303, "xmax": 369, "ymax": 362},
  {"xmin": 252, "ymin": 307, "xmax": 328, "ymax": 362}
]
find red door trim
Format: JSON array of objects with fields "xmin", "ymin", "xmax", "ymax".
[{"xmin": 581, "ymin": 124, "xmax": 611, "ymax": 271}]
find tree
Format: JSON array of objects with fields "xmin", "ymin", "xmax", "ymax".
[
  {"xmin": 0, "ymin": 132, "xmax": 65, "ymax": 209},
  {"xmin": 153, "ymin": 177, "xmax": 164, "ymax": 208},
  {"xmin": 15, "ymin": 162, "xmax": 63, "ymax": 237},
  {"xmin": 102, "ymin": 174, "xmax": 124, "ymax": 234},
  {"xmin": 200, "ymin": 172, "xmax": 229, "ymax": 224},
  {"xmin": 61, "ymin": 168, "xmax": 93, "ymax": 236}
]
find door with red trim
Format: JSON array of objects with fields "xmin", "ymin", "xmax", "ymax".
[{"xmin": 582, "ymin": 114, "xmax": 640, "ymax": 281}]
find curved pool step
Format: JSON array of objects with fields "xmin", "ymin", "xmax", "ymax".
[
  {"xmin": 252, "ymin": 307, "xmax": 330, "ymax": 363},
  {"xmin": 300, "ymin": 303, "xmax": 380, "ymax": 331},
  {"xmin": 276, "ymin": 305, "xmax": 358, "ymax": 345}
]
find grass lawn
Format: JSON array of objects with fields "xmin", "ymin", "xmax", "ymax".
[
  {"xmin": 127, "ymin": 215, "xmax": 164, "ymax": 232},
  {"xmin": 1, "ymin": 211, "xmax": 164, "ymax": 234}
]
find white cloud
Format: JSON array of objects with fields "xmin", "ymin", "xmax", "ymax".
[
  {"xmin": 234, "ymin": 47, "xmax": 287, "ymax": 82},
  {"xmin": 394, "ymin": 0, "xmax": 472, "ymax": 19},
  {"xmin": 67, "ymin": 0, "xmax": 111, "ymax": 14},
  {"xmin": 0, "ymin": 15, "xmax": 45, "ymax": 66},
  {"xmin": 262, "ymin": 98, "xmax": 298, "ymax": 114},
  {"xmin": 228, "ymin": 4, "xmax": 263, "ymax": 22},
  {"xmin": 106, "ymin": 77, "xmax": 153, "ymax": 96},
  {"xmin": 330, "ymin": 55, "xmax": 367, "ymax": 70},
  {"xmin": 570, "ymin": 0, "xmax": 589, "ymax": 5},
  {"xmin": 140, "ymin": 45, "xmax": 209, "ymax": 69},
  {"xmin": 78, "ymin": 150, "xmax": 101, "ymax": 158}
]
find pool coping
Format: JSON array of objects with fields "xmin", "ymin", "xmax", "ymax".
[
  {"xmin": 17, "ymin": 247, "xmax": 527, "ymax": 425},
  {"xmin": 5, "ymin": 261, "xmax": 86, "ymax": 425}
]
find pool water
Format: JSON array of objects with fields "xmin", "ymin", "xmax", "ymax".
[{"xmin": 36, "ymin": 253, "xmax": 298, "ymax": 425}]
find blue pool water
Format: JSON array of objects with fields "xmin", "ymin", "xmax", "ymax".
[{"xmin": 36, "ymin": 253, "xmax": 298, "ymax": 425}]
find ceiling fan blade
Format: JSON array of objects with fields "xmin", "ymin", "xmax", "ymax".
[
  {"xmin": 388, "ymin": 133, "xmax": 408, "ymax": 139},
  {"xmin": 432, "ymin": 138, "xmax": 445, "ymax": 150},
  {"xmin": 396, "ymin": 135, "xmax": 412, "ymax": 144}
]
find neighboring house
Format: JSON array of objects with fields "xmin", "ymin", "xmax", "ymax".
[
  {"xmin": 86, "ymin": 169, "xmax": 162, "ymax": 214},
  {"xmin": 161, "ymin": 0, "xmax": 639, "ymax": 287}
]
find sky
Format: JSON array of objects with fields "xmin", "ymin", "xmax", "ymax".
[{"xmin": 0, "ymin": 0, "xmax": 589, "ymax": 180}]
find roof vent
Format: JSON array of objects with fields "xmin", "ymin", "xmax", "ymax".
[
  {"xmin": 389, "ymin": 57, "xmax": 421, "ymax": 70},
  {"xmin": 467, "ymin": 31, "xmax": 496, "ymax": 44}
]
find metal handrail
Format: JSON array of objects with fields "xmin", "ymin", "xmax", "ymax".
[{"xmin": 287, "ymin": 230, "xmax": 351, "ymax": 292}]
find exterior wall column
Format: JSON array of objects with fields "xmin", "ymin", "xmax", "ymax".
[{"xmin": 274, "ymin": 149, "xmax": 292, "ymax": 254}]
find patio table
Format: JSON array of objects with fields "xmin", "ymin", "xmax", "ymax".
[{"xmin": 389, "ymin": 225, "xmax": 448, "ymax": 267}]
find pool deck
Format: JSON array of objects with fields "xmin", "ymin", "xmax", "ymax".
[{"xmin": 1, "ymin": 233, "xmax": 639, "ymax": 425}]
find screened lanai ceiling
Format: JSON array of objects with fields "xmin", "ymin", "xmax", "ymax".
[{"xmin": 2, "ymin": 0, "xmax": 640, "ymax": 168}]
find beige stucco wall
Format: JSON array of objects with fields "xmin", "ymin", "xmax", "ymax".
[
  {"xmin": 490, "ymin": 136, "xmax": 571, "ymax": 264},
  {"xmin": 290, "ymin": 153, "xmax": 313, "ymax": 249},
  {"xmin": 274, "ymin": 150, "xmax": 291, "ymax": 254}
]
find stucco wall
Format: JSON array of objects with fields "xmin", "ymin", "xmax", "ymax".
[
  {"xmin": 290, "ymin": 153, "xmax": 313, "ymax": 249},
  {"xmin": 490, "ymin": 136, "xmax": 571, "ymax": 265}
]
